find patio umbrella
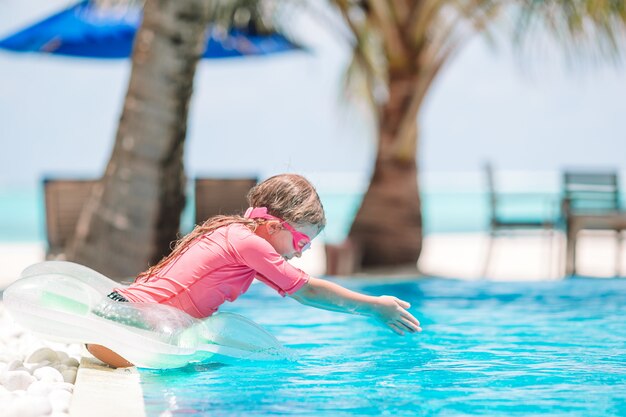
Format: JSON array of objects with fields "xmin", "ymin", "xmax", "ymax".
[{"xmin": 0, "ymin": 0, "xmax": 301, "ymax": 59}]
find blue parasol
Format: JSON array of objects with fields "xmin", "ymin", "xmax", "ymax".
[{"xmin": 0, "ymin": 0, "xmax": 301, "ymax": 59}]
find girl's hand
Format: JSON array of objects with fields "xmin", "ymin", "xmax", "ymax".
[
  {"xmin": 290, "ymin": 278, "xmax": 421, "ymax": 335},
  {"xmin": 372, "ymin": 296, "xmax": 422, "ymax": 336}
]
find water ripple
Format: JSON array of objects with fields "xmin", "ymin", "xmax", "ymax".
[{"xmin": 142, "ymin": 278, "xmax": 626, "ymax": 417}]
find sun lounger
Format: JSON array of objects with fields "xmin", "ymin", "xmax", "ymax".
[
  {"xmin": 562, "ymin": 170, "xmax": 626, "ymax": 276},
  {"xmin": 43, "ymin": 177, "xmax": 98, "ymax": 259},
  {"xmin": 194, "ymin": 177, "xmax": 258, "ymax": 224},
  {"xmin": 483, "ymin": 163, "xmax": 558, "ymax": 277}
]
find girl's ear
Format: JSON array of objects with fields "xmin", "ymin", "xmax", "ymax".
[{"xmin": 266, "ymin": 220, "xmax": 282, "ymax": 235}]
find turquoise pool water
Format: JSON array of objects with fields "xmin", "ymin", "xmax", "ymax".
[{"xmin": 140, "ymin": 277, "xmax": 626, "ymax": 417}]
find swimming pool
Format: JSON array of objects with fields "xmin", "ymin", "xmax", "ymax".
[{"xmin": 140, "ymin": 277, "xmax": 626, "ymax": 416}]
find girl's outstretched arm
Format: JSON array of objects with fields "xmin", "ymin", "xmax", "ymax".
[{"xmin": 290, "ymin": 277, "xmax": 422, "ymax": 335}]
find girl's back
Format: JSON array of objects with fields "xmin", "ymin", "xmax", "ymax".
[{"xmin": 116, "ymin": 223, "xmax": 309, "ymax": 318}]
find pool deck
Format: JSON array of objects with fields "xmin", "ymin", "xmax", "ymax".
[
  {"xmin": 70, "ymin": 357, "xmax": 145, "ymax": 417},
  {"xmin": 418, "ymin": 231, "xmax": 626, "ymax": 280}
]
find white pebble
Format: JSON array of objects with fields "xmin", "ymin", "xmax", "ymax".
[
  {"xmin": 6, "ymin": 359, "xmax": 24, "ymax": 371},
  {"xmin": 0, "ymin": 397, "xmax": 10, "ymax": 410},
  {"xmin": 10, "ymin": 389, "xmax": 26, "ymax": 398},
  {"xmin": 0, "ymin": 397, "xmax": 11, "ymax": 412},
  {"xmin": 25, "ymin": 360, "xmax": 51, "ymax": 373},
  {"xmin": 25, "ymin": 347, "xmax": 58, "ymax": 364},
  {"xmin": 1, "ymin": 370, "xmax": 36, "ymax": 391},
  {"xmin": 26, "ymin": 380, "xmax": 53, "ymax": 396},
  {"xmin": 55, "ymin": 351, "xmax": 69, "ymax": 363},
  {"xmin": 3, "ymin": 395, "xmax": 52, "ymax": 417},
  {"xmin": 33, "ymin": 366, "xmax": 64, "ymax": 383},
  {"xmin": 49, "ymin": 388, "xmax": 72, "ymax": 412},
  {"xmin": 61, "ymin": 368, "xmax": 77, "ymax": 384},
  {"xmin": 53, "ymin": 363, "xmax": 68, "ymax": 372},
  {"xmin": 52, "ymin": 381, "xmax": 74, "ymax": 393},
  {"xmin": 1, "ymin": 303, "xmax": 80, "ymax": 415},
  {"xmin": 63, "ymin": 357, "xmax": 80, "ymax": 368}
]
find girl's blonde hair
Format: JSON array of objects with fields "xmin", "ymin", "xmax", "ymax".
[{"xmin": 136, "ymin": 174, "xmax": 325, "ymax": 282}]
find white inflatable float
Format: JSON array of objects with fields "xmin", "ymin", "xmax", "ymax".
[{"xmin": 3, "ymin": 261, "xmax": 290, "ymax": 369}]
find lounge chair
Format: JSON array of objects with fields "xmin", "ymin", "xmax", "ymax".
[
  {"xmin": 562, "ymin": 170, "xmax": 626, "ymax": 276},
  {"xmin": 483, "ymin": 163, "xmax": 558, "ymax": 277},
  {"xmin": 43, "ymin": 177, "xmax": 98, "ymax": 259},
  {"xmin": 194, "ymin": 177, "xmax": 258, "ymax": 224}
]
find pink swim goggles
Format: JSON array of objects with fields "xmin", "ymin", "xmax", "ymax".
[{"xmin": 244, "ymin": 207, "xmax": 311, "ymax": 252}]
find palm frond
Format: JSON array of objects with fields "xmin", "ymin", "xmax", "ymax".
[
  {"xmin": 333, "ymin": 1, "xmax": 389, "ymax": 108},
  {"xmin": 92, "ymin": 0, "xmax": 144, "ymax": 8},
  {"xmin": 368, "ymin": 0, "xmax": 411, "ymax": 65},
  {"xmin": 512, "ymin": 0, "xmax": 626, "ymax": 67}
]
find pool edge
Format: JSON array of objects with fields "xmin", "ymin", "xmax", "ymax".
[{"xmin": 69, "ymin": 357, "xmax": 146, "ymax": 417}]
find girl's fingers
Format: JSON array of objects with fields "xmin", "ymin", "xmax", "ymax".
[
  {"xmin": 393, "ymin": 297, "xmax": 411, "ymax": 309},
  {"xmin": 401, "ymin": 311, "xmax": 421, "ymax": 327},
  {"xmin": 381, "ymin": 296, "xmax": 421, "ymax": 335},
  {"xmin": 399, "ymin": 317, "xmax": 422, "ymax": 332},
  {"xmin": 389, "ymin": 323, "xmax": 405, "ymax": 336}
]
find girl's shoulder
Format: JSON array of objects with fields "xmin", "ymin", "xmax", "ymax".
[
  {"xmin": 220, "ymin": 222, "xmax": 256, "ymax": 241},
  {"xmin": 222, "ymin": 222, "xmax": 270, "ymax": 253},
  {"xmin": 197, "ymin": 222, "xmax": 253, "ymax": 243},
  {"xmin": 200, "ymin": 223, "xmax": 261, "ymax": 254}
]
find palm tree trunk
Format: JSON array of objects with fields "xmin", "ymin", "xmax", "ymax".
[
  {"xmin": 66, "ymin": 0, "xmax": 211, "ymax": 279},
  {"xmin": 348, "ymin": 73, "xmax": 423, "ymax": 269}
]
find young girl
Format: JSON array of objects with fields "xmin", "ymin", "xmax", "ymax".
[{"xmin": 88, "ymin": 174, "xmax": 421, "ymax": 367}]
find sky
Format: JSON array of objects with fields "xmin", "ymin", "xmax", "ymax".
[{"xmin": 1, "ymin": 0, "xmax": 625, "ymax": 192}]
